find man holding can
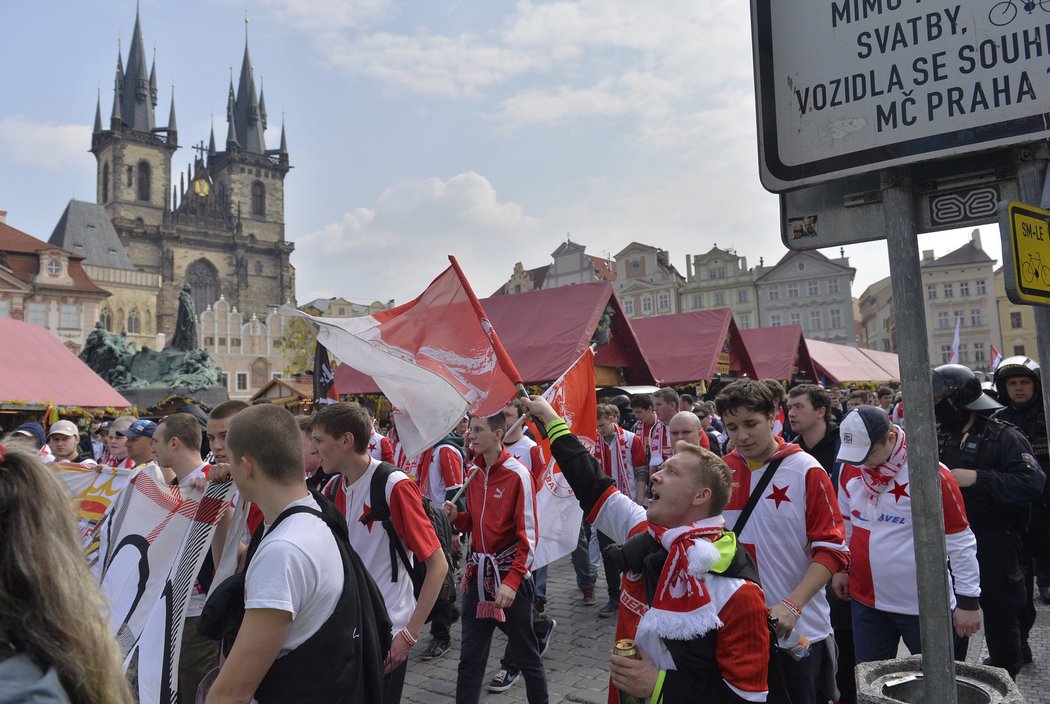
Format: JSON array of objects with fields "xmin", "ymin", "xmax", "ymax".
[{"xmin": 522, "ymin": 396, "xmax": 771, "ymax": 703}]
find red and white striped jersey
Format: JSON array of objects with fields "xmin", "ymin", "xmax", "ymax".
[
  {"xmin": 838, "ymin": 462, "xmax": 979, "ymax": 614},
  {"xmin": 722, "ymin": 441, "xmax": 849, "ymax": 643},
  {"xmin": 368, "ymin": 431, "xmax": 395, "ymax": 464}
]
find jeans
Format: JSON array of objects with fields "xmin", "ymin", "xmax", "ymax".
[
  {"xmin": 572, "ymin": 522, "xmax": 600, "ymax": 590},
  {"xmin": 179, "ymin": 616, "xmax": 218, "ymax": 704},
  {"xmin": 429, "ymin": 592, "xmax": 458, "ymax": 643},
  {"xmin": 533, "ymin": 565, "xmax": 548, "ymax": 602},
  {"xmin": 597, "ymin": 531, "xmax": 620, "ymax": 602},
  {"xmin": 778, "ymin": 636, "xmax": 828, "ymax": 704},
  {"xmin": 383, "ymin": 659, "xmax": 407, "ymax": 704},
  {"xmin": 457, "ymin": 578, "xmax": 547, "ymax": 704},
  {"xmin": 851, "ymin": 601, "xmax": 922, "ymax": 664}
]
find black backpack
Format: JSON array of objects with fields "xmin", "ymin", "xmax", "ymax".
[{"xmin": 328, "ymin": 462, "xmax": 458, "ymax": 617}]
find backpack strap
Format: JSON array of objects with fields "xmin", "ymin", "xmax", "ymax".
[
  {"xmin": 732, "ymin": 457, "xmax": 786, "ymax": 538},
  {"xmin": 368, "ymin": 461, "xmax": 415, "ymax": 584}
]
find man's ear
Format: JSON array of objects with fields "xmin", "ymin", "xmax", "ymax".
[
  {"xmin": 692, "ymin": 485, "xmax": 713, "ymax": 508},
  {"xmin": 238, "ymin": 453, "xmax": 257, "ymax": 480},
  {"xmin": 342, "ymin": 432, "xmax": 356, "ymax": 450}
]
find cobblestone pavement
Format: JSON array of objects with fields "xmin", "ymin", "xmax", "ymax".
[{"xmin": 401, "ymin": 553, "xmax": 1050, "ymax": 703}]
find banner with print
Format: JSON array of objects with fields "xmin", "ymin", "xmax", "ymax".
[
  {"xmin": 97, "ymin": 471, "xmax": 232, "ymax": 703},
  {"xmin": 50, "ymin": 461, "xmax": 137, "ymax": 550}
]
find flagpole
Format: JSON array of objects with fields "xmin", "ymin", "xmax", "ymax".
[
  {"xmin": 448, "ymin": 412, "xmax": 528, "ymax": 504},
  {"xmin": 448, "ymin": 255, "xmax": 525, "ymax": 386}
]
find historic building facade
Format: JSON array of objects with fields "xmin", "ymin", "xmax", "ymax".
[
  {"xmin": 88, "ymin": 8, "xmax": 295, "ymax": 337},
  {"xmin": 612, "ymin": 242, "xmax": 685, "ymax": 319},
  {"xmin": 754, "ymin": 250, "xmax": 857, "ymax": 346},
  {"xmin": 679, "ymin": 245, "xmax": 759, "ymax": 329}
]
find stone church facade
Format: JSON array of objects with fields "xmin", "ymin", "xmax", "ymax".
[{"xmin": 87, "ymin": 8, "xmax": 295, "ymax": 337}]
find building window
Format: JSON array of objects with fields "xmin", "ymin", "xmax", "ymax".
[
  {"xmin": 60, "ymin": 304, "xmax": 78, "ymax": 329},
  {"xmin": 272, "ymin": 372, "xmax": 283, "ymax": 380},
  {"xmin": 1015, "ymin": 345, "xmax": 1026, "ymax": 355},
  {"xmin": 102, "ymin": 162, "xmax": 110, "ymax": 202},
  {"xmin": 770, "ymin": 314, "xmax": 782, "ymax": 326},
  {"xmin": 737, "ymin": 289, "xmax": 748, "ymax": 303},
  {"xmin": 624, "ymin": 298, "xmax": 634, "ymax": 315},
  {"xmin": 954, "ymin": 311, "xmax": 964, "ymax": 327},
  {"xmin": 27, "ymin": 302, "xmax": 47, "ymax": 327},
  {"xmin": 338, "ymin": 307, "xmax": 346, "ymax": 316},
  {"xmin": 126, "ymin": 165, "xmax": 133, "ymax": 187},
  {"xmin": 882, "ymin": 339, "xmax": 891, "ymax": 351},
  {"xmin": 970, "ymin": 309, "xmax": 982, "ymax": 326},
  {"xmin": 0, "ymin": 300, "xmax": 8, "ymax": 318},
  {"xmin": 99, "ymin": 307, "xmax": 113, "ymax": 332},
  {"xmin": 790, "ymin": 312, "xmax": 801, "ymax": 326},
  {"xmin": 1011, "ymin": 311, "xmax": 1023, "ymax": 329},
  {"xmin": 976, "ymin": 280, "xmax": 987, "ymax": 295},
  {"xmin": 657, "ymin": 292, "xmax": 670, "ymax": 311},
  {"xmin": 641, "ymin": 296, "xmax": 653, "ymax": 313},
  {"xmin": 927, "ymin": 284, "xmax": 937, "ymax": 300},
  {"xmin": 942, "ymin": 344, "xmax": 953, "ymax": 364},
  {"xmin": 828, "ymin": 278, "xmax": 841, "ymax": 294},
  {"xmin": 960, "ymin": 281, "xmax": 970, "ymax": 296},
  {"xmin": 958, "ymin": 343, "xmax": 968, "ymax": 363},
  {"xmin": 714, "ymin": 292, "xmax": 725, "ymax": 306},
  {"xmin": 631, "ymin": 261, "xmax": 640, "ymax": 274},
  {"xmin": 251, "ymin": 181, "xmax": 266, "ymax": 216},
  {"xmin": 810, "ymin": 310, "xmax": 823, "ymax": 330},
  {"xmin": 137, "ymin": 161, "xmax": 151, "ymax": 202},
  {"xmin": 232, "ymin": 338, "xmax": 241, "ymax": 348},
  {"xmin": 944, "ymin": 283, "xmax": 953, "ymax": 298},
  {"xmin": 830, "ymin": 308, "xmax": 842, "ymax": 328},
  {"xmin": 787, "ymin": 283, "xmax": 799, "ymax": 298},
  {"xmin": 126, "ymin": 308, "xmax": 140, "ymax": 334},
  {"xmin": 709, "ymin": 267, "xmax": 726, "ymax": 279},
  {"xmin": 691, "ymin": 294, "xmax": 703, "ymax": 309},
  {"xmin": 236, "ymin": 372, "xmax": 249, "ymax": 391},
  {"xmin": 807, "ymin": 281, "xmax": 819, "ymax": 296},
  {"xmin": 937, "ymin": 312, "xmax": 949, "ymax": 329},
  {"xmin": 186, "ymin": 258, "xmax": 220, "ymax": 314},
  {"xmin": 768, "ymin": 286, "xmax": 780, "ymax": 301},
  {"xmin": 739, "ymin": 314, "xmax": 751, "ymax": 329},
  {"xmin": 974, "ymin": 342, "xmax": 986, "ymax": 362}
]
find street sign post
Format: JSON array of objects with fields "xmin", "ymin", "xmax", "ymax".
[
  {"xmin": 750, "ymin": 0, "xmax": 1050, "ymax": 193},
  {"xmin": 999, "ymin": 200, "xmax": 1050, "ymax": 306}
]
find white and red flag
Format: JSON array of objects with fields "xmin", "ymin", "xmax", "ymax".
[
  {"xmin": 991, "ymin": 344, "xmax": 1004, "ymax": 371},
  {"xmin": 527, "ymin": 347, "xmax": 598, "ymax": 569},
  {"xmin": 287, "ymin": 256, "xmax": 521, "ymax": 458},
  {"xmin": 948, "ymin": 315, "xmax": 962, "ymax": 364}
]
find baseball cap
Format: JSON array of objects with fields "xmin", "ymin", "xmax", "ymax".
[
  {"xmin": 110, "ymin": 417, "xmax": 135, "ymax": 436},
  {"xmin": 48, "ymin": 420, "xmax": 79, "ymax": 438},
  {"xmin": 837, "ymin": 406, "xmax": 892, "ymax": 465},
  {"xmin": 118, "ymin": 419, "xmax": 157, "ymax": 439}
]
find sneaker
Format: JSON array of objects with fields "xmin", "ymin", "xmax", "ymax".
[
  {"xmin": 582, "ymin": 587, "xmax": 596, "ymax": 605},
  {"xmin": 1040, "ymin": 585, "xmax": 1050, "ymax": 605},
  {"xmin": 534, "ymin": 596, "xmax": 546, "ymax": 613},
  {"xmin": 538, "ymin": 617, "xmax": 557, "ymax": 657},
  {"xmin": 599, "ymin": 599, "xmax": 617, "ymax": 618},
  {"xmin": 421, "ymin": 639, "xmax": 451, "ymax": 661},
  {"xmin": 487, "ymin": 669, "xmax": 520, "ymax": 693}
]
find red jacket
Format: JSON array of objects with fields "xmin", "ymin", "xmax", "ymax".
[{"xmin": 452, "ymin": 449, "xmax": 537, "ymax": 591}]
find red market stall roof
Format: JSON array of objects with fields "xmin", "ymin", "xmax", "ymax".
[
  {"xmin": 0, "ymin": 317, "xmax": 131, "ymax": 409},
  {"xmin": 739, "ymin": 325, "xmax": 820, "ymax": 383},
  {"xmin": 335, "ymin": 282, "xmax": 655, "ymax": 394},
  {"xmin": 805, "ymin": 338, "xmax": 900, "ymax": 384},
  {"xmin": 630, "ymin": 309, "xmax": 756, "ymax": 385},
  {"xmin": 856, "ymin": 347, "xmax": 900, "ymax": 381}
]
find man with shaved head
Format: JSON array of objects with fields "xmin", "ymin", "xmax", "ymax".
[{"xmin": 669, "ymin": 411, "xmax": 705, "ymax": 451}]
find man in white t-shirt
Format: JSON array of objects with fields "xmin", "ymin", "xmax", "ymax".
[{"xmin": 206, "ymin": 404, "xmax": 386, "ymax": 703}]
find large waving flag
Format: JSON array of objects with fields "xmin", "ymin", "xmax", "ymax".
[
  {"xmin": 948, "ymin": 314, "xmax": 962, "ymax": 364},
  {"xmin": 528, "ymin": 347, "xmax": 597, "ymax": 569},
  {"xmin": 286, "ymin": 256, "xmax": 521, "ymax": 457},
  {"xmin": 313, "ymin": 342, "xmax": 340, "ymax": 405},
  {"xmin": 991, "ymin": 344, "xmax": 1004, "ymax": 371},
  {"xmin": 50, "ymin": 461, "xmax": 137, "ymax": 551}
]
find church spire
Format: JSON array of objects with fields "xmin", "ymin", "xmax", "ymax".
[
  {"xmin": 167, "ymin": 87, "xmax": 178, "ymax": 146},
  {"xmin": 110, "ymin": 50, "xmax": 123, "ymax": 129},
  {"xmin": 258, "ymin": 78, "xmax": 267, "ymax": 132},
  {"xmin": 93, "ymin": 90, "xmax": 103, "ymax": 135},
  {"xmin": 208, "ymin": 117, "xmax": 217, "ymax": 155},
  {"xmin": 231, "ymin": 23, "xmax": 266, "ymax": 154},
  {"xmin": 119, "ymin": 4, "xmax": 157, "ymax": 132}
]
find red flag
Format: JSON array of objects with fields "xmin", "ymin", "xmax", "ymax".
[
  {"xmin": 527, "ymin": 347, "xmax": 597, "ymax": 569},
  {"xmin": 287, "ymin": 258, "xmax": 521, "ymax": 457}
]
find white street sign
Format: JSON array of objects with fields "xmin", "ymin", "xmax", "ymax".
[{"xmin": 751, "ymin": 0, "xmax": 1050, "ymax": 192}]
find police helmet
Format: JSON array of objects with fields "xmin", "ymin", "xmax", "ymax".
[
  {"xmin": 932, "ymin": 364, "xmax": 1003, "ymax": 427},
  {"xmin": 993, "ymin": 356, "xmax": 1041, "ymax": 400},
  {"xmin": 609, "ymin": 394, "xmax": 631, "ymax": 410}
]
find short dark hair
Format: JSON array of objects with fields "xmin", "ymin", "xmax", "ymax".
[
  {"xmin": 504, "ymin": 398, "xmax": 526, "ymax": 418},
  {"xmin": 877, "ymin": 386, "xmax": 893, "ymax": 399},
  {"xmin": 311, "ymin": 402, "xmax": 371, "ymax": 453},
  {"xmin": 157, "ymin": 413, "xmax": 202, "ymax": 453},
  {"xmin": 761, "ymin": 379, "xmax": 786, "ymax": 405},
  {"xmin": 210, "ymin": 400, "xmax": 250, "ymax": 421},
  {"xmin": 715, "ymin": 379, "xmax": 775, "ymax": 418},
  {"xmin": 597, "ymin": 403, "xmax": 619, "ymax": 420},
  {"xmin": 654, "ymin": 387, "xmax": 680, "ymax": 406},
  {"xmin": 297, "ymin": 416, "xmax": 314, "ymax": 432},
  {"xmin": 630, "ymin": 393, "xmax": 653, "ymax": 410},
  {"xmin": 849, "ymin": 389, "xmax": 870, "ymax": 402},
  {"xmin": 482, "ymin": 412, "xmax": 507, "ymax": 435},
  {"xmin": 679, "ymin": 394, "xmax": 694, "ymax": 405},
  {"xmin": 227, "ymin": 405, "xmax": 304, "ymax": 484},
  {"xmin": 787, "ymin": 384, "xmax": 830, "ymax": 413}
]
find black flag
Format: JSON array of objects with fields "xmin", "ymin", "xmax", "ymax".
[{"xmin": 313, "ymin": 343, "xmax": 338, "ymax": 405}]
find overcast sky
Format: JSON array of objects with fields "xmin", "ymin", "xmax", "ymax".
[{"xmin": 0, "ymin": 1, "xmax": 1003, "ymax": 307}]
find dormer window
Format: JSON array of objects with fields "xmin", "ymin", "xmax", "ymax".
[{"xmin": 46, "ymin": 260, "xmax": 61, "ymax": 276}]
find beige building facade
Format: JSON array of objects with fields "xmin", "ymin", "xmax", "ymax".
[
  {"xmin": 680, "ymin": 246, "xmax": 759, "ymax": 329},
  {"xmin": 613, "ymin": 242, "xmax": 685, "ymax": 319},
  {"xmin": 755, "ymin": 250, "xmax": 857, "ymax": 345},
  {"xmin": 858, "ymin": 276, "xmax": 895, "ymax": 352},
  {"xmin": 199, "ymin": 296, "xmax": 294, "ymax": 400},
  {"xmin": 996, "ymin": 267, "xmax": 1039, "ymax": 360}
]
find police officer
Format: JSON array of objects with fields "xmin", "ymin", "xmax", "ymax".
[{"xmin": 934, "ymin": 364, "xmax": 1045, "ymax": 677}]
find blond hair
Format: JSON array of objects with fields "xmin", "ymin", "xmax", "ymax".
[
  {"xmin": 673, "ymin": 441, "xmax": 735, "ymax": 514},
  {"xmin": 0, "ymin": 445, "xmax": 133, "ymax": 704}
]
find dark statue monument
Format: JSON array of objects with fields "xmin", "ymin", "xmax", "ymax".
[{"xmin": 80, "ymin": 285, "xmax": 223, "ymax": 395}]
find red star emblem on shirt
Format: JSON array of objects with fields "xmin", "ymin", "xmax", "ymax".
[
  {"xmin": 888, "ymin": 481, "xmax": 909, "ymax": 503},
  {"xmin": 766, "ymin": 484, "xmax": 791, "ymax": 509},
  {"xmin": 368, "ymin": 441, "xmax": 377, "ymax": 452},
  {"xmin": 358, "ymin": 503, "xmax": 377, "ymax": 532}
]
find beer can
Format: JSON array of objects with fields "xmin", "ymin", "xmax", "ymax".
[{"xmin": 613, "ymin": 640, "xmax": 644, "ymax": 704}]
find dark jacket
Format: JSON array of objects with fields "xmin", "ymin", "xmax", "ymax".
[{"xmin": 794, "ymin": 421, "xmax": 842, "ymax": 489}]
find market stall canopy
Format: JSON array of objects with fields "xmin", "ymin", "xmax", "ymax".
[
  {"xmin": 806, "ymin": 338, "xmax": 900, "ymax": 384},
  {"xmin": 335, "ymin": 282, "xmax": 655, "ymax": 394},
  {"xmin": 740, "ymin": 325, "xmax": 820, "ymax": 383},
  {"xmin": 0, "ymin": 317, "xmax": 131, "ymax": 409},
  {"xmin": 250, "ymin": 378, "xmax": 313, "ymax": 406},
  {"xmin": 630, "ymin": 309, "xmax": 756, "ymax": 385}
]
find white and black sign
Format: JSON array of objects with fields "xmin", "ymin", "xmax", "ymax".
[{"xmin": 752, "ymin": 0, "xmax": 1050, "ymax": 192}]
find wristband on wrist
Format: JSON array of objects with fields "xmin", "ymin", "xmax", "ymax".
[
  {"xmin": 780, "ymin": 598, "xmax": 802, "ymax": 619},
  {"xmin": 398, "ymin": 627, "xmax": 417, "ymax": 646}
]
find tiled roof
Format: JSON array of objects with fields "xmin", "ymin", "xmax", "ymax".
[
  {"xmin": 0, "ymin": 219, "xmax": 108, "ymax": 295},
  {"xmin": 48, "ymin": 200, "xmax": 135, "ymax": 270},
  {"xmin": 922, "ymin": 240, "xmax": 994, "ymax": 268}
]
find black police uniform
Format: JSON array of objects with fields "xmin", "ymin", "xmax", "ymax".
[{"xmin": 939, "ymin": 413, "xmax": 1045, "ymax": 676}]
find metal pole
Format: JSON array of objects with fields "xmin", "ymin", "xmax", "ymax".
[
  {"xmin": 881, "ymin": 167, "xmax": 958, "ymax": 703},
  {"xmin": 1018, "ymin": 144, "xmax": 1050, "ymax": 448}
]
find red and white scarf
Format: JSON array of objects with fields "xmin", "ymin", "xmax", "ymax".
[
  {"xmin": 860, "ymin": 425, "xmax": 907, "ymax": 505},
  {"xmin": 596, "ymin": 427, "xmax": 634, "ymax": 497},
  {"xmin": 635, "ymin": 516, "xmax": 725, "ymax": 666},
  {"xmin": 649, "ymin": 422, "xmax": 672, "ymax": 463}
]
